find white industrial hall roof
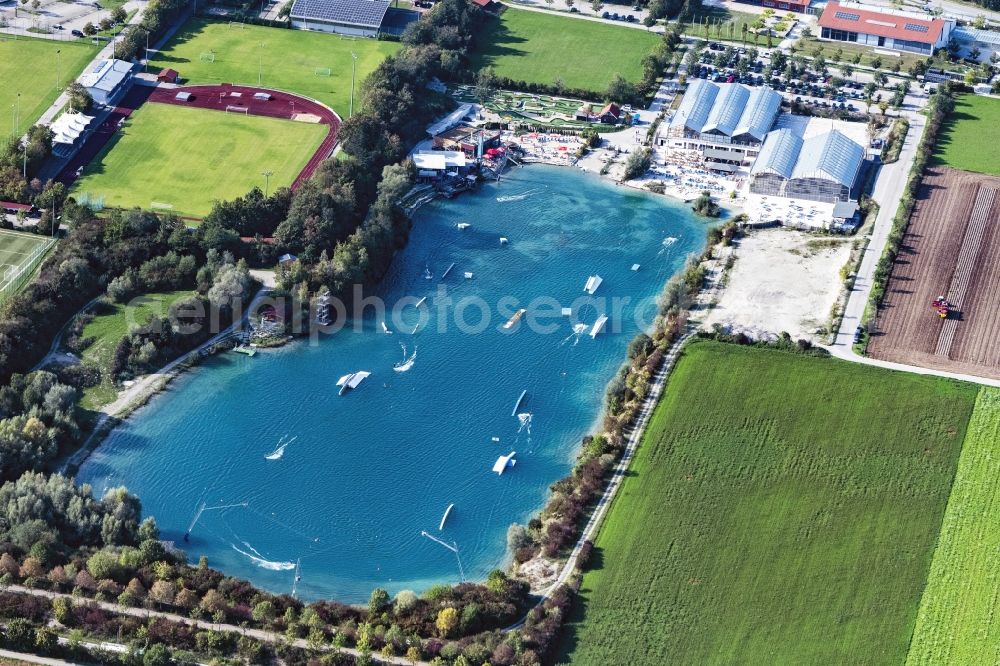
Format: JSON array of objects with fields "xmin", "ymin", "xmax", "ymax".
[
  {"xmin": 792, "ymin": 130, "xmax": 865, "ymax": 186},
  {"xmin": 671, "ymin": 81, "xmax": 781, "ymax": 141},
  {"xmin": 750, "ymin": 128, "xmax": 803, "ymax": 179},
  {"xmin": 751, "ymin": 128, "xmax": 865, "ymax": 186}
]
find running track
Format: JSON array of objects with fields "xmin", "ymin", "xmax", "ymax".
[{"xmin": 58, "ymin": 83, "xmax": 341, "ymax": 194}]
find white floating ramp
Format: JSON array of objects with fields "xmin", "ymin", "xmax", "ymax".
[
  {"xmin": 631, "ymin": 264, "xmax": 640, "ymax": 271},
  {"xmin": 584, "ymin": 275, "xmax": 603, "ymax": 295},
  {"xmin": 439, "ymin": 503, "xmax": 454, "ymax": 530},
  {"xmin": 590, "ymin": 315, "xmax": 608, "ymax": 338},
  {"xmin": 336, "ymin": 370, "xmax": 371, "ymax": 395},
  {"xmin": 493, "ymin": 451, "xmax": 517, "ymax": 475},
  {"xmin": 512, "ymin": 389, "xmax": 527, "ymax": 416},
  {"xmin": 502, "ymin": 308, "xmax": 526, "ymax": 330},
  {"xmin": 457, "ymin": 223, "xmax": 471, "ymax": 230}
]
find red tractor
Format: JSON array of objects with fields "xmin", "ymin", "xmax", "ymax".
[{"xmin": 932, "ymin": 296, "xmax": 951, "ymax": 319}]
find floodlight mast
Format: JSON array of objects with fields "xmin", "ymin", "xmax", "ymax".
[{"xmin": 350, "ymin": 52, "xmax": 358, "ymax": 118}]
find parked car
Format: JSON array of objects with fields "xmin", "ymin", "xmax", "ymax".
[
  {"xmin": 854, "ymin": 326, "xmax": 864, "ymax": 344},
  {"xmin": 569, "ymin": 6, "xmax": 579, "ymax": 12},
  {"xmin": 71, "ymin": 28, "xmax": 84, "ymax": 37},
  {"xmin": 53, "ymin": 24, "xmax": 64, "ymax": 30},
  {"xmin": 625, "ymin": 14, "xmax": 635, "ymax": 21},
  {"xmin": 602, "ymin": 11, "xmax": 610, "ymax": 17}
]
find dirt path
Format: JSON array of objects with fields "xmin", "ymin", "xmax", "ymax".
[
  {"xmin": 0, "ymin": 585, "xmax": 420, "ymax": 665},
  {"xmin": 59, "ymin": 287, "xmax": 273, "ymax": 475}
]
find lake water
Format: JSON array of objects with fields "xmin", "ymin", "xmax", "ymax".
[{"xmin": 77, "ymin": 165, "xmax": 708, "ymax": 603}]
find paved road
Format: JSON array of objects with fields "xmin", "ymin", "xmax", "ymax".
[{"xmin": 0, "ymin": 585, "xmax": 421, "ymax": 666}]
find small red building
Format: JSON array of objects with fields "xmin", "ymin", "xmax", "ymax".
[{"xmin": 157, "ymin": 68, "xmax": 179, "ymax": 83}]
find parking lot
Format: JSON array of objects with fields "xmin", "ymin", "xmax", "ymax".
[{"xmin": 0, "ymin": 0, "xmax": 141, "ymax": 40}]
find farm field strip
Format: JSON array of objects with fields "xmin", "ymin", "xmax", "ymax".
[
  {"xmin": 906, "ymin": 387, "xmax": 1000, "ymax": 665},
  {"xmin": 868, "ymin": 167, "xmax": 1000, "ymax": 379},
  {"xmin": 556, "ymin": 340, "xmax": 977, "ymax": 665},
  {"xmin": 934, "ymin": 186, "xmax": 997, "ymax": 357}
]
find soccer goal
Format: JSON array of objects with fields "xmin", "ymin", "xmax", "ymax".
[
  {"xmin": 225, "ymin": 105, "xmax": 249, "ymax": 115},
  {"xmin": 199, "ymin": 52, "xmax": 216, "ymax": 63},
  {"xmin": 228, "ymin": 21, "xmax": 246, "ymax": 29},
  {"xmin": 314, "ymin": 67, "xmax": 332, "ymax": 77},
  {"xmin": 150, "ymin": 201, "xmax": 174, "ymax": 211}
]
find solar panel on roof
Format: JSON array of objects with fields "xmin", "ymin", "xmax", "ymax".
[
  {"xmin": 834, "ymin": 10, "xmax": 860, "ymax": 20},
  {"xmin": 290, "ymin": 0, "xmax": 391, "ymax": 28},
  {"xmin": 904, "ymin": 22, "xmax": 929, "ymax": 32}
]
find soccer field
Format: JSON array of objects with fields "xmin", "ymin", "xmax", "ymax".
[
  {"xmin": 0, "ymin": 228, "xmax": 56, "ymax": 302},
  {"xmin": 147, "ymin": 19, "xmax": 400, "ymax": 116},
  {"xmin": 71, "ymin": 103, "xmax": 327, "ymax": 218},
  {"xmin": 932, "ymin": 95, "xmax": 1000, "ymax": 176},
  {"xmin": 472, "ymin": 8, "xmax": 658, "ymax": 93},
  {"xmin": 0, "ymin": 37, "xmax": 99, "ymax": 135},
  {"xmin": 557, "ymin": 340, "xmax": 977, "ymax": 665}
]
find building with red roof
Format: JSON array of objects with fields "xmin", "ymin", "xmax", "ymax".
[{"xmin": 817, "ymin": 1, "xmax": 954, "ymax": 55}]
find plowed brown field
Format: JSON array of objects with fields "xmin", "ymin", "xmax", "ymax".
[{"xmin": 868, "ymin": 166, "xmax": 1000, "ymax": 380}]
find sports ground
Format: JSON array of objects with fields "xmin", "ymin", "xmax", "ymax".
[
  {"xmin": 71, "ymin": 102, "xmax": 327, "ymax": 218},
  {"xmin": 0, "ymin": 228, "xmax": 55, "ymax": 302},
  {"xmin": 557, "ymin": 340, "xmax": 978, "ymax": 664},
  {"xmin": 0, "ymin": 37, "xmax": 99, "ymax": 135},
  {"xmin": 146, "ymin": 19, "xmax": 400, "ymax": 116},
  {"xmin": 932, "ymin": 95, "xmax": 1000, "ymax": 176},
  {"xmin": 472, "ymin": 8, "xmax": 658, "ymax": 93}
]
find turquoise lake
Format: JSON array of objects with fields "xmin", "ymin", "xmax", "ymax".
[{"xmin": 77, "ymin": 165, "xmax": 708, "ymax": 603}]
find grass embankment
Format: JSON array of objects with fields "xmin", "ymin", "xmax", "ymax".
[
  {"xmin": 472, "ymin": 7, "xmax": 658, "ymax": 92},
  {"xmin": 77, "ymin": 290, "xmax": 192, "ymax": 409},
  {"xmin": 147, "ymin": 18, "xmax": 400, "ymax": 115},
  {"xmin": 0, "ymin": 37, "xmax": 99, "ymax": 135},
  {"xmin": 557, "ymin": 340, "xmax": 977, "ymax": 665},
  {"xmin": 71, "ymin": 103, "xmax": 326, "ymax": 218},
  {"xmin": 931, "ymin": 95, "xmax": 1000, "ymax": 176},
  {"xmin": 906, "ymin": 387, "xmax": 1000, "ymax": 665}
]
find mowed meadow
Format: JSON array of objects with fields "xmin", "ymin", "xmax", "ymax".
[
  {"xmin": 472, "ymin": 8, "xmax": 658, "ymax": 92},
  {"xmin": 906, "ymin": 387, "xmax": 1000, "ymax": 665},
  {"xmin": 557, "ymin": 341, "xmax": 978, "ymax": 665}
]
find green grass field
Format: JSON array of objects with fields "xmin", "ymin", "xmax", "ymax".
[
  {"xmin": 0, "ymin": 228, "xmax": 55, "ymax": 302},
  {"xmin": 77, "ymin": 290, "xmax": 193, "ymax": 409},
  {"xmin": 906, "ymin": 387, "xmax": 1000, "ymax": 665},
  {"xmin": 147, "ymin": 18, "xmax": 400, "ymax": 115},
  {"xmin": 557, "ymin": 341, "xmax": 977, "ymax": 665},
  {"xmin": 932, "ymin": 95, "xmax": 1000, "ymax": 176},
  {"xmin": 71, "ymin": 103, "xmax": 327, "ymax": 218},
  {"xmin": 472, "ymin": 8, "xmax": 658, "ymax": 92},
  {"xmin": 0, "ymin": 37, "xmax": 99, "ymax": 135}
]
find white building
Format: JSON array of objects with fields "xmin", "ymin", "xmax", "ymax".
[
  {"xmin": 817, "ymin": 1, "xmax": 954, "ymax": 55},
  {"xmin": 77, "ymin": 59, "xmax": 137, "ymax": 107},
  {"xmin": 289, "ymin": 0, "xmax": 391, "ymax": 37},
  {"xmin": 749, "ymin": 128, "xmax": 865, "ymax": 204},
  {"xmin": 660, "ymin": 79, "xmax": 782, "ymax": 170},
  {"xmin": 952, "ymin": 26, "xmax": 1000, "ymax": 63}
]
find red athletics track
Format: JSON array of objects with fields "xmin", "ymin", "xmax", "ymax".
[
  {"xmin": 147, "ymin": 84, "xmax": 341, "ymax": 189},
  {"xmin": 58, "ymin": 83, "xmax": 341, "ymax": 193}
]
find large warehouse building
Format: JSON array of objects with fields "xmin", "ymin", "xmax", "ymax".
[
  {"xmin": 661, "ymin": 79, "xmax": 782, "ymax": 170},
  {"xmin": 817, "ymin": 1, "xmax": 953, "ymax": 55},
  {"xmin": 289, "ymin": 0, "xmax": 391, "ymax": 36},
  {"xmin": 749, "ymin": 128, "xmax": 865, "ymax": 203}
]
